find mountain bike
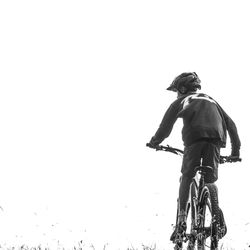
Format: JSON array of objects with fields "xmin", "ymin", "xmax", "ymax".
[{"xmin": 146, "ymin": 144, "xmax": 241, "ymax": 250}]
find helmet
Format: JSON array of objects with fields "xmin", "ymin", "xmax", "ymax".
[{"xmin": 167, "ymin": 72, "xmax": 201, "ymax": 92}]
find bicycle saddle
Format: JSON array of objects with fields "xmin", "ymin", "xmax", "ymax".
[{"xmin": 195, "ymin": 165, "xmax": 213, "ymax": 173}]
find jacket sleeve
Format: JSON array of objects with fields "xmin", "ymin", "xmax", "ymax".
[
  {"xmin": 150, "ymin": 99, "xmax": 181, "ymax": 146},
  {"xmin": 220, "ymin": 107, "xmax": 241, "ymax": 155}
]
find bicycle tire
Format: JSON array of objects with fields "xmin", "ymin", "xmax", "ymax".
[{"xmin": 197, "ymin": 183, "xmax": 220, "ymax": 250}]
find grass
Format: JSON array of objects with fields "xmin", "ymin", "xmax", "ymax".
[{"xmin": 0, "ymin": 242, "xmax": 249, "ymax": 250}]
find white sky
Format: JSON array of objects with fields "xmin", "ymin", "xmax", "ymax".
[{"xmin": 0, "ymin": 0, "xmax": 249, "ymax": 249}]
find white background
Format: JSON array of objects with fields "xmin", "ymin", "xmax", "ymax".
[{"xmin": 0, "ymin": 0, "xmax": 249, "ymax": 249}]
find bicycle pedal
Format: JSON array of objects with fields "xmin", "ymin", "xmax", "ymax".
[
  {"xmin": 173, "ymin": 233, "xmax": 187, "ymax": 249},
  {"xmin": 174, "ymin": 240, "xmax": 183, "ymax": 250},
  {"xmin": 204, "ymin": 226, "xmax": 211, "ymax": 238},
  {"xmin": 170, "ymin": 223, "xmax": 187, "ymax": 242},
  {"xmin": 218, "ymin": 225, "xmax": 227, "ymax": 239},
  {"xmin": 187, "ymin": 243, "xmax": 195, "ymax": 250}
]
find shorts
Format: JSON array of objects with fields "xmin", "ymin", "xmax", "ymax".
[{"xmin": 181, "ymin": 140, "xmax": 220, "ymax": 183}]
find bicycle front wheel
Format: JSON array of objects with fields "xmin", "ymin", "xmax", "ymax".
[{"xmin": 197, "ymin": 183, "xmax": 220, "ymax": 250}]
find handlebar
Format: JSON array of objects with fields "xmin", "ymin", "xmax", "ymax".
[
  {"xmin": 146, "ymin": 143, "xmax": 184, "ymax": 155},
  {"xmin": 146, "ymin": 143, "xmax": 242, "ymax": 164}
]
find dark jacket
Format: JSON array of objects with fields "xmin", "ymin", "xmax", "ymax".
[{"xmin": 151, "ymin": 93, "xmax": 241, "ymax": 153}]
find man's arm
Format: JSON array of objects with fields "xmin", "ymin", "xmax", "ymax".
[
  {"xmin": 220, "ymin": 108, "xmax": 241, "ymax": 156},
  {"xmin": 149, "ymin": 99, "xmax": 181, "ymax": 147}
]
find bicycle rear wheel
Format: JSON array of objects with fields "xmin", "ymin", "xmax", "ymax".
[{"xmin": 197, "ymin": 183, "xmax": 220, "ymax": 250}]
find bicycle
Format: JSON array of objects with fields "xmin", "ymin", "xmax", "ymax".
[{"xmin": 146, "ymin": 144, "xmax": 241, "ymax": 250}]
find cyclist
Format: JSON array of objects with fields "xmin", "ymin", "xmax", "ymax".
[{"xmin": 147, "ymin": 72, "xmax": 241, "ymax": 243}]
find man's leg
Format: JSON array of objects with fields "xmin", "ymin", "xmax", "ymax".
[
  {"xmin": 172, "ymin": 143, "xmax": 201, "ymax": 241},
  {"xmin": 178, "ymin": 174, "xmax": 192, "ymax": 225},
  {"xmin": 178, "ymin": 143, "xmax": 201, "ymax": 227},
  {"xmin": 170, "ymin": 174, "xmax": 192, "ymax": 244}
]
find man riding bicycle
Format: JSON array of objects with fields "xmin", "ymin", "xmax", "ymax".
[{"xmin": 147, "ymin": 72, "xmax": 241, "ymax": 244}]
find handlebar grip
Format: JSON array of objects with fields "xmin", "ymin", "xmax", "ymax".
[
  {"xmin": 220, "ymin": 156, "xmax": 242, "ymax": 163},
  {"xmin": 232, "ymin": 157, "xmax": 242, "ymax": 162},
  {"xmin": 146, "ymin": 143, "xmax": 162, "ymax": 150}
]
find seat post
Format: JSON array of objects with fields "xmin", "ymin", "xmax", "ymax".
[
  {"xmin": 198, "ymin": 170, "xmax": 205, "ymax": 194},
  {"xmin": 194, "ymin": 165, "xmax": 213, "ymax": 197}
]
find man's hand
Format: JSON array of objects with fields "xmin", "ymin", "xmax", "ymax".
[
  {"xmin": 146, "ymin": 142, "xmax": 161, "ymax": 150},
  {"xmin": 146, "ymin": 142, "xmax": 155, "ymax": 148},
  {"xmin": 220, "ymin": 155, "xmax": 242, "ymax": 164},
  {"xmin": 231, "ymin": 147, "xmax": 240, "ymax": 157},
  {"xmin": 146, "ymin": 136, "xmax": 162, "ymax": 150},
  {"xmin": 228, "ymin": 155, "xmax": 242, "ymax": 162}
]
